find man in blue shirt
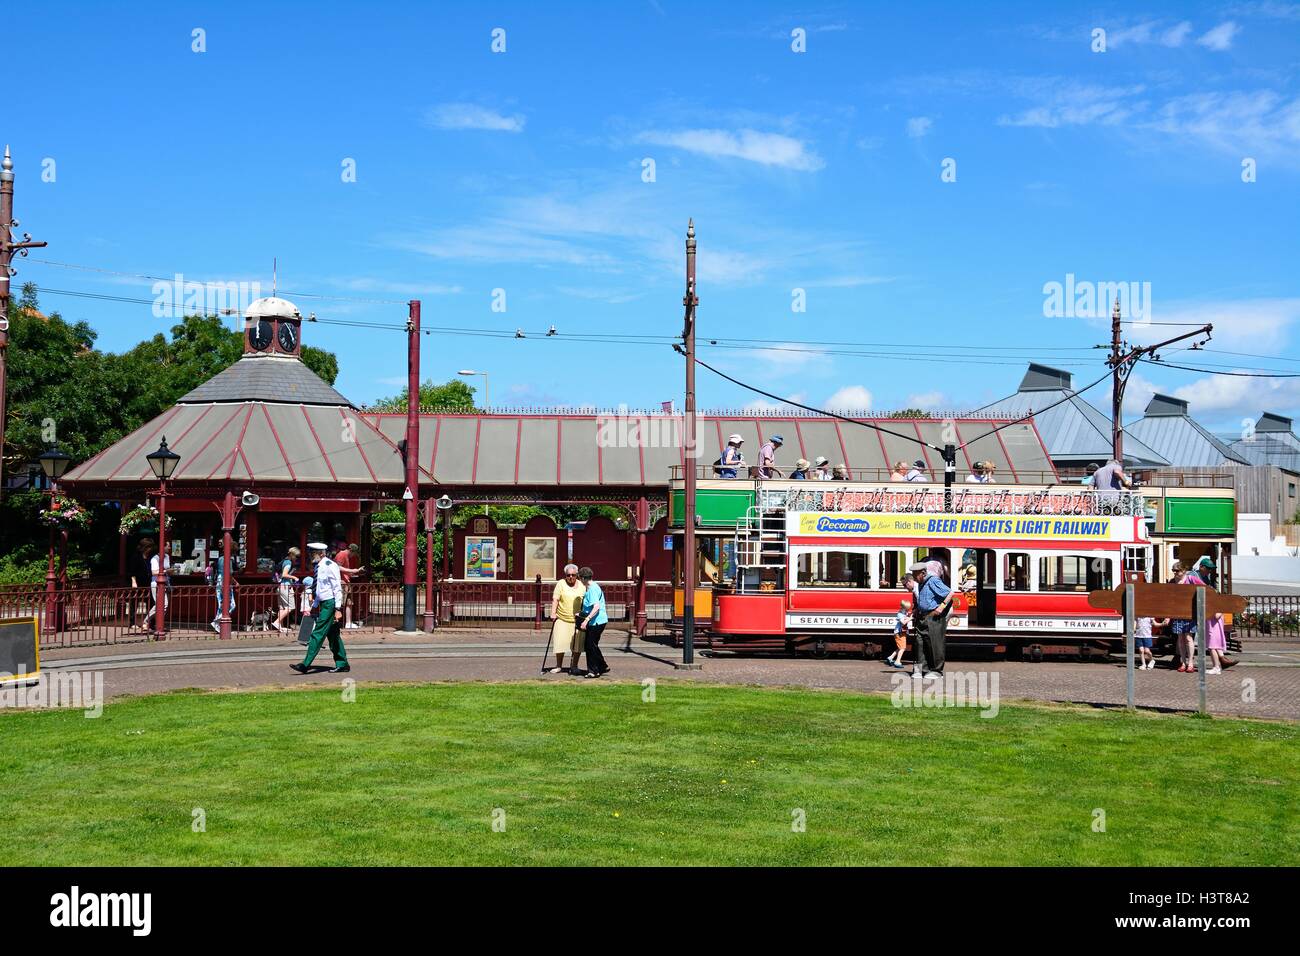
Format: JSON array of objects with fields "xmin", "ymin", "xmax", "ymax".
[
  {"xmin": 576, "ymin": 567, "xmax": 610, "ymax": 678},
  {"xmin": 909, "ymin": 560, "xmax": 953, "ymax": 678}
]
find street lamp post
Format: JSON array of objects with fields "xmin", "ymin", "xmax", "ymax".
[
  {"xmin": 39, "ymin": 444, "xmax": 71, "ymax": 636},
  {"xmin": 146, "ymin": 437, "xmax": 180, "ymax": 640},
  {"xmin": 458, "ymin": 369, "xmax": 489, "ymax": 410}
]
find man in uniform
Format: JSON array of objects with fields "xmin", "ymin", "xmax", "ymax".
[{"xmin": 290, "ymin": 542, "xmax": 350, "ymax": 674}]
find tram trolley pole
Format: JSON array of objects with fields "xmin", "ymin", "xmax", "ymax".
[{"xmin": 943, "ymin": 443, "xmax": 956, "ymax": 512}]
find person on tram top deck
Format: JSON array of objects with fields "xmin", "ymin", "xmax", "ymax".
[
  {"xmin": 716, "ymin": 434, "xmax": 746, "ymax": 478},
  {"xmin": 790, "ymin": 458, "xmax": 811, "ymax": 479},
  {"xmin": 758, "ymin": 434, "xmax": 784, "ymax": 478},
  {"xmin": 904, "ymin": 459, "xmax": 930, "ymax": 482},
  {"xmin": 889, "ymin": 460, "xmax": 909, "ymax": 481},
  {"xmin": 965, "ymin": 461, "xmax": 990, "ymax": 483},
  {"xmin": 811, "ymin": 456, "xmax": 832, "ymax": 480}
]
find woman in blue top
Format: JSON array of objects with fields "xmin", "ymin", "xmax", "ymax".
[{"xmin": 577, "ymin": 567, "xmax": 610, "ymax": 678}]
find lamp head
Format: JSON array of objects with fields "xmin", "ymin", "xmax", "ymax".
[
  {"xmin": 39, "ymin": 443, "xmax": 72, "ymax": 481},
  {"xmin": 146, "ymin": 437, "xmax": 181, "ymax": 480}
]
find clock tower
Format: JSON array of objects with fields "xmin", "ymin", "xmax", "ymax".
[{"xmin": 243, "ymin": 296, "xmax": 303, "ymax": 357}]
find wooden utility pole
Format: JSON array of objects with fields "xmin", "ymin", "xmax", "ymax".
[
  {"xmin": 1105, "ymin": 295, "xmax": 1213, "ymax": 466},
  {"xmin": 0, "ymin": 146, "xmax": 49, "ymax": 498},
  {"xmin": 680, "ymin": 219, "xmax": 700, "ymax": 668},
  {"xmin": 401, "ymin": 300, "xmax": 422, "ymax": 632}
]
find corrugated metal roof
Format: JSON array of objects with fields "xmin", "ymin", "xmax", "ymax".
[
  {"xmin": 176, "ymin": 354, "xmax": 353, "ymax": 407},
  {"xmin": 1127, "ymin": 411, "xmax": 1250, "ymax": 467},
  {"xmin": 1229, "ymin": 430, "xmax": 1300, "ymax": 471},
  {"xmin": 972, "ymin": 386, "xmax": 1169, "ymax": 467},
  {"xmin": 357, "ymin": 412, "xmax": 1057, "ymax": 486},
  {"xmin": 62, "ymin": 402, "xmax": 420, "ymax": 487}
]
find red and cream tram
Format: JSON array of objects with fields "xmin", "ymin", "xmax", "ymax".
[{"xmin": 669, "ymin": 477, "xmax": 1164, "ymax": 658}]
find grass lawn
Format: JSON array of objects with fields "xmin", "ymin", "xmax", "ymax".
[{"xmin": 0, "ymin": 680, "xmax": 1295, "ymax": 866}]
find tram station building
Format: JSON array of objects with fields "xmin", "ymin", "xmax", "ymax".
[{"xmin": 58, "ymin": 296, "xmax": 1064, "ymax": 622}]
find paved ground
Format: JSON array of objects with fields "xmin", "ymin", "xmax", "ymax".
[{"xmin": 30, "ymin": 628, "xmax": 1300, "ymax": 721}]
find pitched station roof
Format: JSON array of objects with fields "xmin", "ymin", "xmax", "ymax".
[
  {"xmin": 176, "ymin": 353, "xmax": 352, "ymax": 406},
  {"xmin": 1228, "ymin": 412, "xmax": 1300, "ymax": 471},
  {"xmin": 1126, "ymin": 394, "xmax": 1250, "ymax": 467},
  {"xmin": 973, "ymin": 363, "xmax": 1169, "ymax": 467},
  {"xmin": 358, "ymin": 411, "xmax": 1056, "ymax": 486}
]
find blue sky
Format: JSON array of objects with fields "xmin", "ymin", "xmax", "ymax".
[{"xmin": 9, "ymin": 0, "xmax": 1300, "ymax": 434}]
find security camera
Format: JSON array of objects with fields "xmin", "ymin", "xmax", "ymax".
[
  {"xmin": 436, "ymin": 494, "xmax": 453, "ymax": 510},
  {"xmin": 241, "ymin": 491, "xmax": 260, "ymax": 507}
]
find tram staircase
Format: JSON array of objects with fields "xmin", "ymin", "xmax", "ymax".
[{"xmin": 735, "ymin": 488, "xmax": 789, "ymax": 594}]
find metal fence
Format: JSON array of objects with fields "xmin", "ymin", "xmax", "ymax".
[
  {"xmin": 2, "ymin": 579, "xmax": 675, "ymax": 648},
  {"xmin": 1232, "ymin": 594, "xmax": 1300, "ymax": 637}
]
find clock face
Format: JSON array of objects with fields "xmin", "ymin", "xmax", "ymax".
[
  {"xmin": 248, "ymin": 319, "xmax": 274, "ymax": 351},
  {"xmin": 277, "ymin": 321, "xmax": 299, "ymax": 353}
]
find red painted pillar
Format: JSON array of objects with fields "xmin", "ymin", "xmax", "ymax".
[
  {"xmin": 423, "ymin": 497, "xmax": 436, "ymax": 632},
  {"xmin": 635, "ymin": 497, "xmax": 649, "ymax": 637},
  {"xmin": 218, "ymin": 491, "xmax": 235, "ymax": 640},
  {"xmin": 154, "ymin": 483, "xmax": 168, "ymax": 640}
]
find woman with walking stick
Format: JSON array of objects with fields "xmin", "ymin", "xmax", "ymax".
[{"xmin": 546, "ymin": 564, "xmax": 586, "ymax": 675}]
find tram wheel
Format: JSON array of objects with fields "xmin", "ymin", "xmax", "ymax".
[
  {"xmin": 814, "ymin": 640, "xmax": 828, "ymax": 659},
  {"xmin": 1029, "ymin": 644, "xmax": 1044, "ymax": 663}
]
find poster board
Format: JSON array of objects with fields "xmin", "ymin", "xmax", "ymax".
[
  {"xmin": 465, "ymin": 536, "xmax": 497, "ymax": 580},
  {"xmin": 0, "ymin": 617, "xmax": 40, "ymax": 684},
  {"xmin": 523, "ymin": 537, "xmax": 557, "ymax": 581}
]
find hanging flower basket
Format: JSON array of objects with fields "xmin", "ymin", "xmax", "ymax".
[
  {"xmin": 119, "ymin": 504, "xmax": 175, "ymax": 535},
  {"xmin": 39, "ymin": 492, "xmax": 92, "ymax": 531}
]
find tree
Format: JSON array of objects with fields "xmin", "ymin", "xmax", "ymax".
[
  {"xmin": 886, "ymin": 408, "xmax": 933, "ymax": 419},
  {"xmin": 371, "ymin": 378, "xmax": 476, "ymax": 411},
  {"xmin": 0, "ymin": 288, "xmax": 342, "ymax": 580}
]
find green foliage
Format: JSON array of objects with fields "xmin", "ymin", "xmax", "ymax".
[
  {"xmin": 1, "ymin": 288, "xmax": 339, "ymax": 576},
  {"xmin": 885, "ymin": 408, "xmax": 934, "ymax": 418},
  {"xmin": 371, "ymin": 377, "xmax": 477, "ymax": 411}
]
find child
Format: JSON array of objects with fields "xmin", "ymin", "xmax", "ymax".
[
  {"xmin": 885, "ymin": 598, "xmax": 911, "ymax": 669},
  {"xmin": 1134, "ymin": 615, "xmax": 1155, "ymax": 670}
]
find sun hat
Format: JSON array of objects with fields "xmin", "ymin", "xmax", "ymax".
[
  {"xmin": 795, "ymin": 458, "xmax": 810, "ymax": 470},
  {"xmin": 307, "ymin": 542, "xmax": 328, "ymax": 552},
  {"xmin": 726, "ymin": 433, "xmax": 744, "ymax": 444},
  {"xmin": 770, "ymin": 434, "xmax": 785, "ymax": 444},
  {"xmin": 814, "ymin": 455, "xmax": 829, "ymax": 466}
]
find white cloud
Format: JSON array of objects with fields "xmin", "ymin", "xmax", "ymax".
[
  {"xmin": 750, "ymin": 344, "xmax": 830, "ymax": 374},
  {"xmin": 824, "ymin": 385, "xmax": 873, "ymax": 412},
  {"xmin": 424, "ymin": 103, "xmax": 525, "ymax": 132},
  {"xmin": 1170, "ymin": 372, "xmax": 1300, "ymax": 420},
  {"xmin": 1197, "ymin": 21, "xmax": 1240, "ymax": 50},
  {"xmin": 998, "ymin": 82, "xmax": 1146, "ymax": 128},
  {"xmin": 637, "ymin": 128, "xmax": 824, "ymax": 171},
  {"xmin": 906, "ymin": 391, "xmax": 947, "ymax": 411},
  {"xmin": 743, "ymin": 394, "xmax": 807, "ymax": 413},
  {"xmin": 906, "ymin": 116, "xmax": 933, "ymax": 138},
  {"xmin": 1162, "ymin": 21, "xmax": 1194, "ymax": 46}
]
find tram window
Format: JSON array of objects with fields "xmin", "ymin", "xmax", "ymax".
[
  {"xmin": 877, "ymin": 550, "xmax": 908, "ymax": 589},
  {"xmin": 1003, "ymin": 553, "xmax": 1030, "ymax": 591},
  {"xmin": 914, "ymin": 547, "xmax": 951, "ymax": 584},
  {"xmin": 795, "ymin": 551, "xmax": 871, "ymax": 588},
  {"xmin": 1037, "ymin": 555, "xmax": 1112, "ymax": 592}
]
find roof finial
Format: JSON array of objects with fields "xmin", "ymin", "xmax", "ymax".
[
  {"xmin": 1112, "ymin": 293, "xmax": 1121, "ymax": 320},
  {"xmin": 272, "ymin": 257, "xmax": 277, "ymax": 296},
  {"xmin": 2, "ymin": 145, "xmax": 12, "ymax": 171}
]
